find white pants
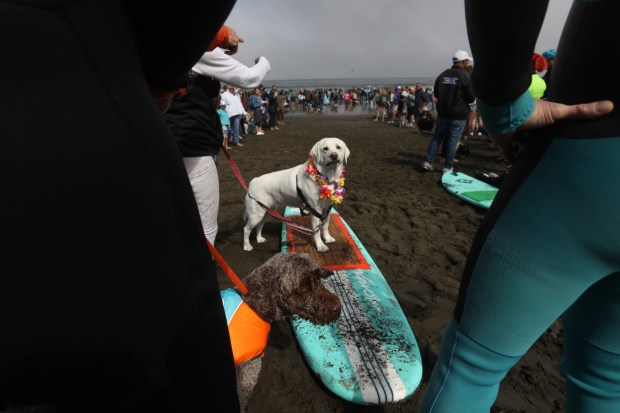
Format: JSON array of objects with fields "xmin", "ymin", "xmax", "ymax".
[{"xmin": 183, "ymin": 156, "xmax": 219, "ymax": 245}]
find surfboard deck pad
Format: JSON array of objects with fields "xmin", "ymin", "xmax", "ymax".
[
  {"xmin": 283, "ymin": 213, "xmax": 370, "ymax": 271},
  {"xmin": 281, "ymin": 207, "xmax": 422, "ymax": 405}
]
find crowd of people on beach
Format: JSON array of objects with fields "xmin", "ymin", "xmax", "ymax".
[{"xmin": 216, "ymin": 82, "xmax": 438, "ymax": 149}]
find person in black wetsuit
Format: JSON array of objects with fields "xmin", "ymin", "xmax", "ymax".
[
  {"xmin": 0, "ymin": 1, "xmax": 241, "ymax": 412},
  {"xmin": 420, "ymin": 1, "xmax": 617, "ymax": 412}
]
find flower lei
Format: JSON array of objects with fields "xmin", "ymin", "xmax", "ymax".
[{"xmin": 305, "ymin": 154, "xmax": 346, "ymax": 204}]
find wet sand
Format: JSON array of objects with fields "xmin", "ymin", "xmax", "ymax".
[{"xmin": 213, "ymin": 112, "xmax": 565, "ymax": 413}]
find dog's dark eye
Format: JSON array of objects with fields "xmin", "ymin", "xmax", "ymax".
[
  {"xmin": 323, "ymin": 146, "xmax": 328, "ymax": 151},
  {"xmin": 336, "ymin": 145, "xmax": 341, "ymax": 149}
]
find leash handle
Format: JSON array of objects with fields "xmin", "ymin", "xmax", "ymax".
[
  {"xmin": 221, "ymin": 145, "xmax": 318, "ymax": 236},
  {"xmin": 206, "ymin": 238, "xmax": 249, "ymax": 296}
]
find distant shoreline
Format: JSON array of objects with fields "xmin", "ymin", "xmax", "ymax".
[{"xmin": 264, "ymin": 77, "xmax": 435, "ymax": 90}]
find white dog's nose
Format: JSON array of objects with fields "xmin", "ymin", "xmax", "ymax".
[{"xmin": 329, "ymin": 152, "xmax": 339, "ymax": 160}]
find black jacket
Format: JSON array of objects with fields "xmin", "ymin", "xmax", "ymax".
[
  {"xmin": 433, "ymin": 65, "xmax": 476, "ymax": 120},
  {"xmin": 165, "ymin": 75, "xmax": 223, "ymax": 157},
  {"xmin": 414, "ymin": 88, "xmax": 426, "ymax": 111}
]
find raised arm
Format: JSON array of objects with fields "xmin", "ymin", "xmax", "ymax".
[{"xmin": 192, "ymin": 48, "xmax": 271, "ymax": 89}]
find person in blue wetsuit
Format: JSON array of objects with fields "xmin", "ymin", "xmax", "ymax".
[{"xmin": 420, "ymin": 1, "xmax": 617, "ymax": 412}]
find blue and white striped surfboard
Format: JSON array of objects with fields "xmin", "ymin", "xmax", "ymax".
[{"xmin": 281, "ymin": 206, "xmax": 422, "ymax": 405}]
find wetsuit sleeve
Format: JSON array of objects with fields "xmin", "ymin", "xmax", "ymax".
[
  {"xmin": 123, "ymin": 1, "xmax": 236, "ymax": 90},
  {"xmin": 464, "ymin": 0, "xmax": 550, "ymax": 134},
  {"xmin": 465, "ymin": 0, "xmax": 548, "ymax": 105}
]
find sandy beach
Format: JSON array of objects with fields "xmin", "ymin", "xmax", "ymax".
[{"xmin": 213, "ymin": 112, "xmax": 565, "ymax": 413}]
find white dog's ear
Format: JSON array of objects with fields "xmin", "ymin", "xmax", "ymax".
[
  {"xmin": 344, "ymin": 145, "xmax": 350, "ymax": 164},
  {"xmin": 310, "ymin": 141, "xmax": 322, "ymax": 162},
  {"xmin": 341, "ymin": 142, "xmax": 350, "ymax": 165}
]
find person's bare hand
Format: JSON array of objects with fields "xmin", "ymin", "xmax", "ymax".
[
  {"xmin": 223, "ymin": 28, "xmax": 244, "ymax": 55},
  {"xmin": 490, "ymin": 99, "xmax": 614, "ymax": 162},
  {"xmin": 466, "ymin": 110, "xmax": 478, "ymax": 135}
]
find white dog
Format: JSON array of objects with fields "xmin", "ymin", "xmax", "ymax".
[{"xmin": 243, "ymin": 137, "xmax": 350, "ymax": 252}]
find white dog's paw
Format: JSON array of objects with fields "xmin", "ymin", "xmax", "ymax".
[
  {"xmin": 243, "ymin": 244, "xmax": 254, "ymax": 251},
  {"xmin": 316, "ymin": 242, "xmax": 330, "ymax": 252},
  {"xmin": 257, "ymin": 236, "xmax": 267, "ymax": 244},
  {"xmin": 323, "ymin": 234, "xmax": 336, "ymax": 244}
]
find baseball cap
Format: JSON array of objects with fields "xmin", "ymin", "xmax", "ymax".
[
  {"xmin": 453, "ymin": 50, "xmax": 472, "ymax": 62},
  {"xmin": 542, "ymin": 49, "xmax": 556, "ymax": 60}
]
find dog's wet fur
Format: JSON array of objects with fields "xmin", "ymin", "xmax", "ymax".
[{"xmin": 235, "ymin": 253, "xmax": 341, "ymax": 411}]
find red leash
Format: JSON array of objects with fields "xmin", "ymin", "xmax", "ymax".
[
  {"xmin": 206, "ymin": 238, "xmax": 249, "ymax": 296},
  {"xmin": 220, "ymin": 145, "xmax": 317, "ymax": 236},
  {"xmin": 208, "ymin": 145, "xmax": 322, "ymax": 296}
]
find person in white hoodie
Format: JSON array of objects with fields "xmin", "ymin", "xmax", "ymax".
[{"xmin": 165, "ymin": 32, "xmax": 271, "ymax": 245}]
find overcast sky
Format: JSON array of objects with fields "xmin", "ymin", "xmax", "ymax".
[{"xmin": 225, "ymin": 0, "xmax": 572, "ymax": 81}]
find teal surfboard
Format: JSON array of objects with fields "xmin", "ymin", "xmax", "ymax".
[
  {"xmin": 441, "ymin": 170, "xmax": 499, "ymax": 209},
  {"xmin": 281, "ymin": 206, "xmax": 422, "ymax": 405}
]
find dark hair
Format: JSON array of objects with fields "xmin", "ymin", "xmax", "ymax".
[{"xmin": 192, "ymin": 76, "xmax": 221, "ymax": 99}]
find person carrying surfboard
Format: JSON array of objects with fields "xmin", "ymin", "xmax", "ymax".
[{"xmin": 420, "ymin": 1, "xmax": 617, "ymax": 412}]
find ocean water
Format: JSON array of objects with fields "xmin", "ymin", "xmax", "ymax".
[{"xmin": 266, "ymin": 77, "xmax": 435, "ymax": 90}]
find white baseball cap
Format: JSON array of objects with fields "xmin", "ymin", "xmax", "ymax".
[{"xmin": 453, "ymin": 50, "xmax": 472, "ymax": 62}]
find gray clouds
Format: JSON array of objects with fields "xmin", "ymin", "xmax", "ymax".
[{"xmin": 226, "ymin": 0, "xmax": 572, "ymax": 80}]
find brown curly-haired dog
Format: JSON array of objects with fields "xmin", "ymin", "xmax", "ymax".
[{"xmin": 227, "ymin": 253, "xmax": 341, "ymax": 411}]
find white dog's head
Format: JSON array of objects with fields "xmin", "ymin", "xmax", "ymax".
[{"xmin": 309, "ymin": 137, "xmax": 350, "ymax": 170}]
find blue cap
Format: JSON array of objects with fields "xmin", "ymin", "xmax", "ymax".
[{"xmin": 542, "ymin": 49, "xmax": 556, "ymax": 60}]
